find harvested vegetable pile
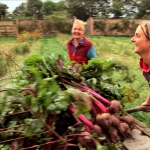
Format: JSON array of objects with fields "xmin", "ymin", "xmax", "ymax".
[{"xmin": 0, "ymin": 53, "xmax": 139, "ymax": 150}]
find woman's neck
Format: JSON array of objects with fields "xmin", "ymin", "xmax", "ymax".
[
  {"xmin": 74, "ymin": 37, "xmax": 83, "ymax": 47},
  {"xmin": 140, "ymin": 49, "xmax": 150, "ymax": 67}
]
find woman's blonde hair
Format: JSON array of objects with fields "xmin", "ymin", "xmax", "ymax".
[
  {"xmin": 72, "ymin": 19, "xmax": 87, "ymax": 30},
  {"xmin": 140, "ymin": 22, "xmax": 150, "ymax": 39}
]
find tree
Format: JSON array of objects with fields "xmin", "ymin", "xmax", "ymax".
[
  {"xmin": 42, "ymin": 0, "xmax": 56, "ymax": 16},
  {"xmin": 66, "ymin": 0, "xmax": 90, "ymax": 21},
  {"xmin": 93, "ymin": 0, "xmax": 111, "ymax": 18},
  {"xmin": 12, "ymin": 3, "xmax": 26, "ymax": 18},
  {"xmin": 108, "ymin": 1, "xmax": 124, "ymax": 18},
  {"xmin": 66, "ymin": 0, "xmax": 111, "ymax": 21},
  {"xmin": 0, "ymin": 3, "xmax": 8, "ymax": 19},
  {"xmin": 55, "ymin": 0, "xmax": 67, "ymax": 11},
  {"xmin": 122, "ymin": 0, "xmax": 139, "ymax": 19},
  {"xmin": 109, "ymin": 0, "xmax": 142, "ymax": 19},
  {"xmin": 136, "ymin": 0, "xmax": 150, "ymax": 19},
  {"xmin": 42, "ymin": 0, "xmax": 68, "ymax": 19},
  {"xmin": 26, "ymin": 0, "xmax": 43, "ymax": 19},
  {"xmin": 51, "ymin": 0, "xmax": 68, "ymax": 19}
]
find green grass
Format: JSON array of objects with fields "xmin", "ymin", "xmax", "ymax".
[
  {"xmin": 0, "ymin": 35, "xmax": 150, "ymax": 127},
  {"xmin": 40, "ymin": 36, "xmax": 67, "ymax": 56},
  {"xmin": 0, "ymin": 37, "xmax": 16, "ymax": 43}
]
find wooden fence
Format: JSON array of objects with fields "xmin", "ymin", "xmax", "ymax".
[{"xmin": 0, "ymin": 18, "xmax": 150, "ymax": 37}]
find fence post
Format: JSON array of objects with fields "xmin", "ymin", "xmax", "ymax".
[
  {"xmin": 15, "ymin": 19, "xmax": 19, "ymax": 37},
  {"xmin": 87, "ymin": 17, "xmax": 94, "ymax": 36}
]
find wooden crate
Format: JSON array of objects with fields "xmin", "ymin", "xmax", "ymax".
[{"xmin": 123, "ymin": 117, "xmax": 150, "ymax": 150}]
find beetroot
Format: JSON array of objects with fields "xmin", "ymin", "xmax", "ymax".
[
  {"xmin": 121, "ymin": 115, "xmax": 134, "ymax": 126},
  {"xmin": 96, "ymin": 113, "xmax": 112, "ymax": 128},
  {"xmin": 107, "ymin": 100, "xmax": 121, "ymax": 114},
  {"xmin": 77, "ymin": 131, "xmax": 97, "ymax": 150},
  {"xmin": 111, "ymin": 114, "xmax": 120, "ymax": 127},
  {"xmin": 118, "ymin": 122, "xmax": 131, "ymax": 138},
  {"xmin": 108, "ymin": 126, "xmax": 121, "ymax": 143},
  {"xmin": 92, "ymin": 124, "xmax": 103, "ymax": 137}
]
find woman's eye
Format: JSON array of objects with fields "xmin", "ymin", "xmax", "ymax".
[{"xmin": 136, "ymin": 34, "xmax": 140, "ymax": 38}]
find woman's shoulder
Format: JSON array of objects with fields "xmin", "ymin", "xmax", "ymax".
[
  {"xmin": 67, "ymin": 38, "xmax": 74, "ymax": 44},
  {"xmin": 83, "ymin": 37, "xmax": 93, "ymax": 45}
]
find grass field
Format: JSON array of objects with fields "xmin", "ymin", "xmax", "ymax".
[{"xmin": 0, "ymin": 35, "xmax": 150, "ymax": 127}]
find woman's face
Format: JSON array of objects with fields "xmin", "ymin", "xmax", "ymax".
[
  {"xmin": 71, "ymin": 23, "xmax": 84, "ymax": 40},
  {"xmin": 131, "ymin": 25, "xmax": 150, "ymax": 56}
]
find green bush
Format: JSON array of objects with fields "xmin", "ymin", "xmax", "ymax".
[
  {"xmin": 12, "ymin": 43, "xmax": 30, "ymax": 55},
  {"xmin": 18, "ymin": 21, "xmax": 38, "ymax": 33},
  {"xmin": 54, "ymin": 19, "xmax": 72, "ymax": 34},
  {"xmin": 121, "ymin": 19, "xmax": 130, "ymax": 30},
  {"xmin": 0, "ymin": 55, "xmax": 7, "ymax": 76},
  {"xmin": 17, "ymin": 30, "xmax": 40, "ymax": 43},
  {"xmin": 21, "ymin": 42, "xmax": 30, "ymax": 54},
  {"xmin": 94, "ymin": 20, "xmax": 107, "ymax": 34},
  {"xmin": 40, "ymin": 20, "xmax": 54, "ymax": 35},
  {"xmin": 110, "ymin": 22, "xmax": 122, "ymax": 31},
  {"xmin": 12, "ymin": 44, "xmax": 22, "ymax": 54}
]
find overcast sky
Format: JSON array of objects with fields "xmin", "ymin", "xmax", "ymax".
[{"xmin": 0, "ymin": 0, "xmax": 60, "ymax": 12}]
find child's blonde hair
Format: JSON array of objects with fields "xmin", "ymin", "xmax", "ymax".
[{"xmin": 72, "ymin": 19, "xmax": 87, "ymax": 30}]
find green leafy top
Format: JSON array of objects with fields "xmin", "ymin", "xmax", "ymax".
[{"xmin": 0, "ymin": 53, "xmax": 139, "ymax": 147}]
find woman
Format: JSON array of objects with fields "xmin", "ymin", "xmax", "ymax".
[
  {"xmin": 131, "ymin": 22, "xmax": 150, "ymax": 106},
  {"xmin": 67, "ymin": 19, "xmax": 97, "ymax": 64}
]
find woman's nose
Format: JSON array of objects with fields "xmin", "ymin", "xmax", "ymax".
[{"xmin": 131, "ymin": 36, "xmax": 135, "ymax": 42}]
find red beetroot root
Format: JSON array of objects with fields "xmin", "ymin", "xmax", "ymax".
[
  {"xmin": 107, "ymin": 100, "xmax": 121, "ymax": 114},
  {"xmin": 92, "ymin": 124, "xmax": 103, "ymax": 137},
  {"xmin": 121, "ymin": 115, "xmax": 134, "ymax": 126},
  {"xmin": 111, "ymin": 114, "xmax": 121, "ymax": 127},
  {"xmin": 120, "ymin": 115, "xmax": 135, "ymax": 130},
  {"xmin": 96, "ymin": 113, "xmax": 112, "ymax": 128},
  {"xmin": 118, "ymin": 122, "xmax": 131, "ymax": 138},
  {"xmin": 108, "ymin": 126, "xmax": 121, "ymax": 143},
  {"xmin": 77, "ymin": 131, "xmax": 97, "ymax": 150}
]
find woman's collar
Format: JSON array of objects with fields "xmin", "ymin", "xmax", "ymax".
[{"xmin": 140, "ymin": 58, "xmax": 150, "ymax": 72}]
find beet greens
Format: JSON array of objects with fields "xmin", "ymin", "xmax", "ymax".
[{"xmin": 0, "ymin": 53, "xmax": 139, "ymax": 149}]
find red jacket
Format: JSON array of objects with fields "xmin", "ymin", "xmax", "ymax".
[{"xmin": 67, "ymin": 37, "xmax": 92, "ymax": 64}]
